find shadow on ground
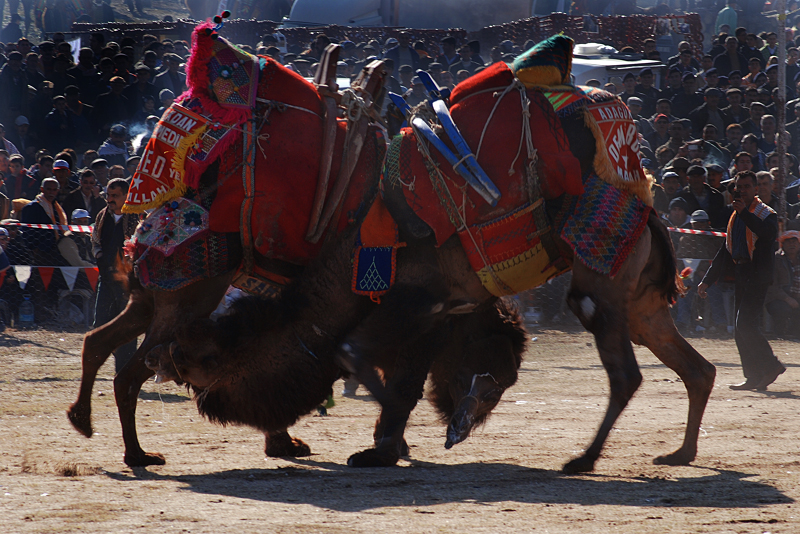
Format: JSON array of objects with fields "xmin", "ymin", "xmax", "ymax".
[{"xmin": 104, "ymin": 460, "xmax": 792, "ymax": 512}]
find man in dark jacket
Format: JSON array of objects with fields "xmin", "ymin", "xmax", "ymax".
[
  {"xmin": 61, "ymin": 169, "xmax": 106, "ymax": 223},
  {"xmin": 91, "ymin": 178, "xmax": 139, "ymax": 371},
  {"xmin": 699, "ymin": 170, "xmax": 785, "ymax": 390},
  {"xmin": 676, "ymin": 165, "xmax": 730, "ymax": 229}
]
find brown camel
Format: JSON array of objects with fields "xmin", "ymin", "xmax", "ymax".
[
  {"xmin": 144, "ymin": 280, "xmax": 526, "ymax": 457},
  {"xmin": 69, "ymin": 30, "xmax": 714, "ymax": 472}
]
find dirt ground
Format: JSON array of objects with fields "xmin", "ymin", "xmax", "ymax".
[{"xmin": 1, "ymin": 324, "xmax": 799, "ymax": 533}]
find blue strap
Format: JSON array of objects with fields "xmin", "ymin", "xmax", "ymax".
[
  {"xmin": 431, "ymin": 100, "xmax": 501, "ymax": 202},
  {"xmin": 412, "ymin": 118, "xmax": 497, "ymax": 206},
  {"xmin": 416, "ymin": 70, "xmax": 451, "ymax": 101}
]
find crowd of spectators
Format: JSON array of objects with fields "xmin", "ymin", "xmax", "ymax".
[{"xmin": 0, "ymin": 7, "xmax": 798, "ymax": 337}]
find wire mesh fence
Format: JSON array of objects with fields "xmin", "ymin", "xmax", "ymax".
[
  {"xmin": 0, "ymin": 221, "xmax": 784, "ymax": 337},
  {"xmin": 0, "ymin": 222, "xmax": 98, "ymax": 329}
]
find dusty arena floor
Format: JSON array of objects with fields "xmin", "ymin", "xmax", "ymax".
[{"xmin": 1, "ymin": 325, "xmax": 799, "ymax": 533}]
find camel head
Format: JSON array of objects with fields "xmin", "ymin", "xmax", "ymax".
[
  {"xmin": 145, "ymin": 341, "xmax": 220, "ymax": 388},
  {"xmin": 444, "ymin": 329, "xmax": 523, "ymax": 450}
]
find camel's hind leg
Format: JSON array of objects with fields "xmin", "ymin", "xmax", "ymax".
[
  {"xmin": 562, "ymin": 230, "xmax": 652, "ymax": 474},
  {"xmin": 629, "ymin": 226, "xmax": 716, "ymax": 466},
  {"xmin": 67, "ymin": 288, "xmax": 153, "ymax": 438}
]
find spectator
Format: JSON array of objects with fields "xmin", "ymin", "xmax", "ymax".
[
  {"xmin": 109, "ymin": 164, "xmax": 126, "ymax": 180},
  {"xmin": 715, "ymin": 1, "xmax": 738, "ymax": 35},
  {"xmin": 90, "ymin": 158, "xmax": 109, "ymax": 186},
  {"xmin": 645, "ymin": 114, "xmax": 670, "ymax": 150},
  {"xmin": 5, "ymin": 154, "xmax": 38, "ymax": 200},
  {"xmin": 677, "ymin": 165, "xmax": 729, "ymax": 229},
  {"xmin": 0, "ymin": 123, "xmax": 20, "ymax": 155},
  {"xmin": 62, "ymin": 169, "xmax": 106, "ymax": 223},
  {"xmin": 689, "ymin": 87, "xmax": 725, "ymax": 137},
  {"xmin": 153, "ymin": 53, "xmax": 186, "ymax": 95},
  {"xmin": 92, "ymin": 76, "xmax": 130, "ymax": 134},
  {"xmin": 91, "ymin": 178, "xmax": 139, "ymax": 371},
  {"xmin": 436, "ymin": 36, "xmax": 459, "ymax": 71},
  {"xmin": 123, "ymin": 64, "xmax": 159, "ymax": 120},
  {"xmin": 699, "ymin": 170, "xmax": 784, "ymax": 391},
  {"xmin": 0, "ymin": 51, "xmax": 29, "ymax": 127},
  {"xmin": 449, "ymin": 44, "xmax": 481, "ymax": 76},
  {"xmin": 671, "ymin": 73, "xmax": 704, "ymax": 118},
  {"xmin": 8, "ymin": 116, "xmax": 38, "ymax": 166},
  {"xmin": 713, "ymin": 37, "xmax": 748, "ymax": 77},
  {"xmin": 44, "ymin": 95, "xmax": 78, "ymax": 154},
  {"xmin": 765, "ymin": 231, "xmax": 800, "ymax": 338},
  {"xmin": 20, "ymin": 177, "xmax": 68, "ymax": 266},
  {"xmin": 157, "ymin": 88, "xmax": 174, "ymax": 115},
  {"xmin": 721, "ymin": 88, "xmax": 749, "ymax": 125},
  {"xmin": 97, "ymin": 124, "xmax": 133, "ymax": 168},
  {"xmin": 384, "ymin": 31, "xmax": 418, "ymax": 72}
]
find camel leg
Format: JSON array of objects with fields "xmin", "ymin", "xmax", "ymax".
[
  {"xmin": 114, "ymin": 341, "xmax": 166, "ymax": 467},
  {"xmin": 562, "ymin": 242, "xmax": 648, "ymax": 474},
  {"xmin": 264, "ymin": 430, "xmax": 311, "ymax": 458},
  {"xmin": 340, "ymin": 285, "xmax": 447, "ymax": 467},
  {"xmin": 116, "ymin": 274, "xmax": 233, "ymax": 467},
  {"xmin": 67, "ymin": 290, "xmax": 153, "ymax": 438},
  {"xmin": 628, "ymin": 252, "xmax": 716, "ymax": 466}
]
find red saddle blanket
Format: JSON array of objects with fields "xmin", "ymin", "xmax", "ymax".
[{"xmin": 392, "ymin": 61, "xmax": 582, "ymax": 249}]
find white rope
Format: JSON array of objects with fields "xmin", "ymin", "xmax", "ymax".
[{"xmin": 475, "ymin": 80, "xmax": 523, "ymax": 162}]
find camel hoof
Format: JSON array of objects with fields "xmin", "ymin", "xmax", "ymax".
[
  {"xmin": 653, "ymin": 450, "xmax": 695, "ymax": 466},
  {"xmin": 347, "ymin": 448, "xmax": 400, "ymax": 468},
  {"xmin": 124, "ymin": 451, "xmax": 166, "ymax": 467},
  {"xmin": 266, "ymin": 437, "xmax": 312, "ymax": 458},
  {"xmin": 562, "ymin": 456, "xmax": 596, "ymax": 474},
  {"xmin": 67, "ymin": 404, "xmax": 93, "ymax": 438}
]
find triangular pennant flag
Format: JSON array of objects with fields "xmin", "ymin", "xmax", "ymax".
[
  {"xmin": 61, "ymin": 267, "xmax": 79, "ymax": 291},
  {"xmin": 84, "ymin": 267, "xmax": 99, "ymax": 291},
  {"xmin": 39, "ymin": 267, "xmax": 54, "ymax": 290},
  {"xmin": 15, "ymin": 265, "xmax": 31, "ymax": 289}
]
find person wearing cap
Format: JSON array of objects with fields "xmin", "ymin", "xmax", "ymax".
[
  {"xmin": 91, "ymin": 76, "xmax": 130, "ymax": 134},
  {"xmin": 436, "ymin": 36, "xmax": 459, "ymax": 70},
  {"xmin": 158, "ymin": 88, "xmax": 175, "ymax": 116},
  {"xmin": 63, "ymin": 85, "xmax": 96, "ymax": 150},
  {"xmin": 8, "ymin": 115, "xmax": 37, "ymax": 166},
  {"xmin": 699, "ymin": 170, "xmax": 784, "ymax": 390},
  {"xmin": 57, "ymin": 208, "xmax": 95, "ymax": 267},
  {"xmin": 634, "ymin": 67, "xmax": 659, "ymax": 117},
  {"xmin": 676, "ymin": 164, "xmax": 729, "ymax": 229},
  {"xmin": 0, "ymin": 13, "xmax": 23, "ymax": 44},
  {"xmin": 671, "ymin": 72, "xmax": 704, "ymax": 118},
  {"xmin": 123, "ymin": 64, "xmax": 158, "ymax": 119},
  {"xmin": 402, "ymin": 75, "xmax": 426, "ymax": 107},
  {"xmin": 645, "ymin": 113, "xmax": 670, "ymax": 151},
  {"xmin": 765, "ymin": 231, "xmax": 800, "ymax": 338},
  {"xmin": 688, "ymin": 87, "xmax": 725, "ymax": 137},
  {"xmin": 97, "ymin": 124, "xmax": 133, "ymax": 169},
  {"xmin": 661, "ymin": 68, "xmax": 684, "ymax": 101},
  {"xmin": 153, "ymin": 53, "xmax": 186, "ymax": 95},
  {"xmin": 720, "ymin": 87, "xmax": 749, "ymax": 125},
  {"xmin": 713, "ymin": 36, "xmax": 748, "ymax": 78},
  {"xmin": 62, "ymin": 168, "xmax": 106, "ymax": 224},
  {"xmin": 675, "ymin": 209, "xmax": 729, "ymax": 333},
  {"xmin": 384, "ymin": 31, "xmax": 418, "ymax": 72}
]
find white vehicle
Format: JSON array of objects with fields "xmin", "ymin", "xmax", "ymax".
[
  {"xmin": 572, "ymin": 43, "xmax": 665, "ymax": 87},
  {"xmin": 284, "ymin": 0, "xmax": 568, "ymax": 31}
]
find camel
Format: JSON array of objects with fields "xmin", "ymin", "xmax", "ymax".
[
  {"xmin": 69, "ymin": 29, "xmax": 715, "ymax": 473},
  {"xmin": 144, "ymin": 283, "xmax": 526, "ymax": 458}
]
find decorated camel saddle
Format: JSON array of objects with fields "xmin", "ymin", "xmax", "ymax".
[
  {"xmin": 383, "ymin": 35, "xmax": 653, "ymax": 297},
  {"xmin": 124, "ymin": 20, "xmax": 389, "ymax": 293}
]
